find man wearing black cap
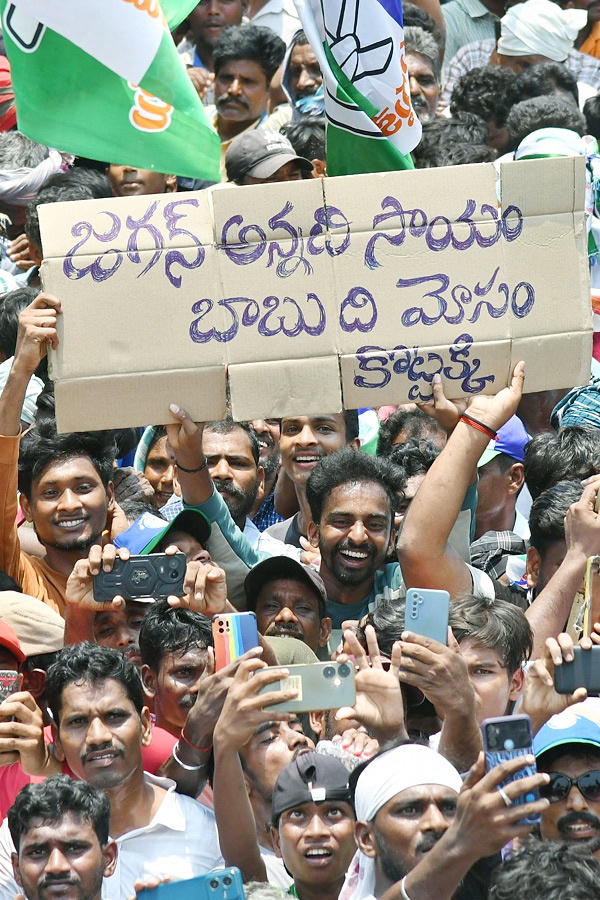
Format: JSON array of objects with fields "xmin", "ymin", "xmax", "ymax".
[
  {"xmin": 270, "ymin": 751, "xmax": 356, "ymax": 900},
  {"xmin": 226, "ymin": 131, "xmax": 313, "ymax": 185},
  {"xmin": 245, "ymin": 557, "xmax": 331, "ymax": 655}
]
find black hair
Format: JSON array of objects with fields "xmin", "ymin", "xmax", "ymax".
[
  {"xmin": 412, "ymin": 112, "xmax": 489, "ymax": 168},
  {"xmin": 306, "ymin": 447, "xmax": 403, "ymax": 524},
  {"xmin": 528, "ymin": 480, "xmax": 582, "ymax": 558},
  {"xmin": 524, "ymin": 426, "xmax": 600, "ymax": 499},
  {"xmin": 8, "ymin": 775, "xmax": 111, "ymax": 850},
  {"xmin": 0, "ymin": 569, "xmax": 22, "ymax": 592},
  {"xmin": 450, "ymin": 66, "xmax": 516, "ymax": 128},
  {"xmin": 204, "ymin": 419, "xmax": 260, "ymax": 467},
  {"xmin": 0, "ymin": 286, "xmax": 40, "ymax": 360},
  {"xmin": 377, "ymin": 408, "xmax": 444, "ymax": 457},
  {"xmin": 44, "ymin": 167, "xmax": 112, "ymax": 198},
  {"xmin": 18, "ymin": 420, "xmax": 115, "ymax": 500},
  {"xmin": 356, "ymin": 597, "xmax": 406, "ymax": 660},
  {"xmin": 214, "ymin": 25, "xmax": 286, "ymax": 84},
  {"xmin": 119, "ymin": 499, "xmax": 166, "ymax": 524},
  {"xmin": 146, "ymin": 426, "xmax": 168, "ymax": 458},
  {"xmin": 344, "ymin": 410, "xmax": 360, "ymax": 443},
  {"xmin": 506, "ymin": 96, "xmax": 585, "ymax": 151},
  {"xmin": 34, "ymin": 381, "xmax": 55, "ymax": 423},
  {"xmin": 584, "ymin": 94, "xmax": 600, "ymax": 139},
  {"xmin": 139, "ymin": 600, "xmax": 213, "ymax": 673},
  {"xmin": 25, "ymin": 182, "xmax": 111, "ymax": 255},
  {"xmin": 21, "ymin": 651, "xmax": 60, "ymax": 674},
  {"xmin": 45, "ymin": 642, "xmax": 144, "ymax": 725},
  {"xmin": 449, "ymin": 594, "xmax": 532, "ymax": 674},
  {"xmin": 387, "ymin": 438, "xmax": 440, "ymax": 478},
  {"xmin": 489, "ymin": 835, "xmax": 600, "ymax": 900},
  {"xmin": 280, "ymin": 118, "xmax": 326, "ymax": 161},
  {"xmin": 416, "ymin": 142, "xmax": 497, "ymax": 168},
  {"xmin": 402, "ymin": 3, "xmax": 443, "ymax": 51},
  {"xmin": 507, "ymin": 61, "xmax": 579, "ymax": 108}
]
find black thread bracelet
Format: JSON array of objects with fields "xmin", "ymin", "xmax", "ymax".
[{"xmin": 175, "ymin": 458, "xmax": 208, "ymax": 474}]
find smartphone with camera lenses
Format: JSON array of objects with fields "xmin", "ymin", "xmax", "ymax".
[
  {"xmin": 256, "ymin": 661, "xmax": 356, "ymax": 712},
  {"xmin": 137, "ymin": 868, "xmax": 244, "ymax": 900},
  {"xmin": 212, "ymin": 612, "xmax": 260, "ymax": 671},
  {"xmin": 93, "ymin": 552, "xmax": 186, "ymax": 602},
  {"xmin": 405, "ymin": 588, "xmax": 450, "ymax": 645},
  {"xmin": 481, "ymin": 714, "xmax": 540, "ymax": 825}
]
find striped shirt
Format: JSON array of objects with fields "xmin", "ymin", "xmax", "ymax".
[{"xmin": 442, "ymin": 0, "xmax": 499, "ymax": 71}]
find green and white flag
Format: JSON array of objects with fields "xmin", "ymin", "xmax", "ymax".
[
  {"xmin": 0, "ymin": 0, "xmax": 221, "ymax": 180},
  {"xmin": 293, "ymin": 0, "xmax": 421, "ymax": 175}
]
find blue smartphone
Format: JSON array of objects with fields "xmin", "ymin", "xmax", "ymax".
[
  {"xmin": 481, "ymin": 714, "xmax": 540, "ymax": 825},
  {"xmin": 405, "ymin": 588, "xmax": 450, "ymax": 645},
  {"xmin": 137, "ymin": 868, "xmax": 244, "ymax": 900}
]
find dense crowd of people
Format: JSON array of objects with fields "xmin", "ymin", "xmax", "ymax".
[{"xmin": 0, "ymin": 0, "xmax": 599, "ymax": 899}]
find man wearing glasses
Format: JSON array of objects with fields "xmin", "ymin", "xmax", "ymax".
[{"xmin": 534, "ymin": 712, "xmax": 600, "ymax": 858}]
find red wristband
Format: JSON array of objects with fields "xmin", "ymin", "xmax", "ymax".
[
  {"xmin": 180, "ymin": 730, "xmax": 213, "ymax": 753},
  {"xmin": 459, "ymin": 413, "xmax": 498, "ymax": 441}
]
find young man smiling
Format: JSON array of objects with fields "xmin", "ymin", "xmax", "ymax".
[{"xmin": 0, "ymin": 294, "xmax": 115, "ymax": 615}]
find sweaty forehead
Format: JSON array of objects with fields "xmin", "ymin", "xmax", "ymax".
[
  {"xmin": 324, "ymin": 480, "xmax": 391, "ymax": 513},
  {"xmin": 21, "ymin": 812, "xmax": 95, "ymax": 847}
]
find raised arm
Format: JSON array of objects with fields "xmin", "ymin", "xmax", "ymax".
[{"xmin": 399, "ymin": 363, "xmax": 525, "ymax": 598}]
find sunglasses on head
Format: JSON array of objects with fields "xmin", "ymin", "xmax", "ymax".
[{"xmin": 540, "ymin": 770, "xmax": 600, "ymax": 803}]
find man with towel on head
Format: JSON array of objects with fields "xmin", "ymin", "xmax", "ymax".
[
  {"xmin": 441, "ymin": 0, "xmax": 600, "ymax": 107},
  {"xmin": 343, "ymin": 741, "xmax": 550, "ymax": 900}
]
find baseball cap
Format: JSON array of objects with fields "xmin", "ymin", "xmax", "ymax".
[
  {"xmin": 0, "ymin": 592, "xmax": 64, "ymax": 657},
  {"xmin": 114, "ymin": 509, "xmax": 211, "ymax": 555},
  {"xmin": 271, "ymin": 750, "xmax": 352, "ymax": 824},
  {"xmin": 225, "ymin": 130, "xmax": 313, "ymax": 183},
  {"xmin": 477, "ymin": 414, "xmax": 529, "ymax": 468},
  {"xmin": 0, "ymin": 619, "xmax": 25, "ymax": 665},
  {"xmin": 244, "ymin": 556, "xmax": 327, "ymax": 617},
  {"xmin": 533, "ymin": 711, "xmax": 600, "ymax": 760}
]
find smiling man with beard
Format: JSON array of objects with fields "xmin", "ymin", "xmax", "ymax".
[{"xmin": 0, "ymin": 294, "xmax": 116, "ymax": 617}]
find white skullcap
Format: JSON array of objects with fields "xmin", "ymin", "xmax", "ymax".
[
  {"xmin": 514, "ymin": 127, "xmax": 586, "ymax": 160},
  {"xmin": 498, "ymin": 0, "xmax": 587, "ymax": 62},
  {"xmin": 340, "ymin": 745, "xmax": 462, "ymax": 900}
]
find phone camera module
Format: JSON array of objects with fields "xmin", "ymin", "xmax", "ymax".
[
  {"xmin": 169, "ymin": 569, "xmax": 179, "ymax": 579},
  {"xmin": 337, "ymin": 663, "xmax": 351, "ymax": 678},
  {"xmin": 503, "ymin": 738, "xmax": 515, "ymax": 751},
  {"xmin": 223, "ymin": 877, "xmax": 232, "ymax": 887},
  {"xmin": 323, "ymin": 665, "xmax": 336, "ymax": 679},
  {"xmin": 209, "ymin": 880, "xmax": 220, "ymax": 890}
]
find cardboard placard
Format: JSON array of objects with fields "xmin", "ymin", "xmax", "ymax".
[{"xmin": 39, "ymin": 157, "xmax": 592, "ymax": 432}]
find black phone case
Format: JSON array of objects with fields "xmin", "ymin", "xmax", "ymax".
[
  {"xmin": 554, "ymin": 645, "xmax": 600, "ymax": 695},
  {"xmin": 93, "ymin": 552, "xmax": 186, "ymax": 602}
]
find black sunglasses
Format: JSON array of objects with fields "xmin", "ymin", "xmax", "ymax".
[{"xmin": 540, "ymin": 770, "xmax": 600, "ymax": 803}]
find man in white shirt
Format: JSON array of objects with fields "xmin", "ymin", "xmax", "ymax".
[{"xmin": 0, "ymin": 643, "xmax": 223, "ymax": 900}]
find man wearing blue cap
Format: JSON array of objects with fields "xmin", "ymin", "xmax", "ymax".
[
  {"xmin": 474, "ymin": 414, "xmax": 529, "ymax": 542},
  {"xmin": 534, "ymin": 711, "xmax": 600, "ymax": 858}
]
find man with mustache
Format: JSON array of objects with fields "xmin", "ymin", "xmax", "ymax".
[
  {"xmin": 206, "ymin": 25, "xmax": 286, "ymax": 177},
  {"xmin": 534, "ymin": 712, "xmax": 600, "ymax": 858},
  {"xmin": 139, "ymin": 602, "xmax": 213, "ymax": 737},
  {"xmin": 404, "ymin": 27, "xmax": 441, "ymax": 124},
  {"xmin": 250, "ymin": 419, "xmax": 283, "ymax": 532},
  {"xmin": 9, "ymin": 776, "xmax": 117, "ymax": 900},
  {"xmin": 0, "ymin": 644, "xmax": 223, "ymax": 900},
  {"xmin": 244, "ymin": 556, "xmax": 332, "ymax": 655}
]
